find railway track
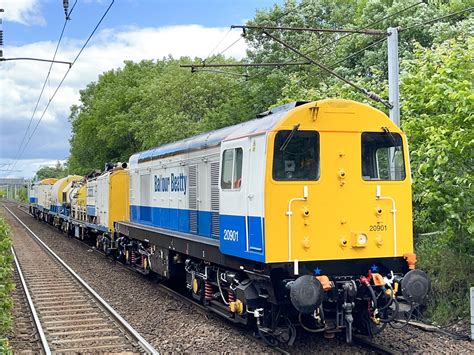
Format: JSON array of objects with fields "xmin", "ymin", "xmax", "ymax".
[
  {"xmin": 3, "ymin": 203, "xmax": 158, "ymax": 354},
  {"xmin": 4, "ymin": 200, "xmax": 398, "ymax": 354}
]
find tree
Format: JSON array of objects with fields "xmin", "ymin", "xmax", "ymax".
[
  {"xmin": 401, "ymin": 31, "xmax": 473, "ymax": 321},
  {"xmin": 35, "ymin": 161, "xmax": 68, "ymax": 180},
  {"xmin": 68, "ymin": 57, "xmax": 271, "ymax": 173}
]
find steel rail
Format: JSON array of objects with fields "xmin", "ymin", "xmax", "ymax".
[
  {"xmin": 3, "ymin": 204, "xmax": 159, "ymax": 355},
  {"xmin": 353, "ymin": 334, "xmax": 398, "ymax": 354},
  {"xmin": 11, "ymin": 246, "xmax": 52, "ymax": 355},
  {"xmin": 6, "ymin": 200, "xmax": 397, "ymax": 354},
  {"xmin": 12, "ymin": 199, "xmax": 287, "ymax": 354}
]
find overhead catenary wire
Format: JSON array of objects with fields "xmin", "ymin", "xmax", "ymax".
[
  {"xmin": 231, "ymin": 25, "xmax": 385, "ymax": 35},
  {"xmin": 0, "ymin": 57, "xmax": 72, "ymax": 66},
  {"xmin": 183, "ymin": 3, "xmax": 310, "ymax": 85},
  {"xmin": 193, "ymin": 3, "xmax": 306, "ymax": 79},
  {"xmin": 202, "ymin": 27, "xmax": 232, "ymax": 64},
  {"xmin": 400, "ymin": 5, "xmax": 474, "ymax": 32},
  {"xmin": 13, "ymin": 0, "xmax": 115, "ymax": 167},
  {"xmin": 191, "ymin": 68, "xmax": 249, "ymax": 78},
  {"xmin": 282, "ymin": 36, "xmax": 389, "ymax": 90},
  {"xmin": 311, "ymin": 0, "xmax": 425, "ymax": 55},
  {"xmin": 190, "ymin": 0, "xmax": 426, "ymax": 96},
  {"xmin": 261, "ymin": 30, "xmax": 392, "ymax": 108},
  {"xmin": 252, "ymin": 0, "xmax": 425, "ymax": 65},
  {"xmin": 9, "ymin": 1, "xmax": 78, "ymax": 173}
]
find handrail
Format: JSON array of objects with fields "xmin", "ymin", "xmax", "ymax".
[
  {"xmin": 376, "ymin": 185, "xmax": 398, "ymax": 256},
  {"xmin": 286, "ymin": 186, "xmax": 308, "ymax": 275}
]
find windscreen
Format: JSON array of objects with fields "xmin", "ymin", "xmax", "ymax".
[
  {"xmin": 362, "ymin": 132, "xmax": 406, "ymax": 181},
  {"xmin": 273, "ymin": 130, "xmax": 319, "ymax": 181}
]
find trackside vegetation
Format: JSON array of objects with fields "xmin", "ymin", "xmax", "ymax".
[
  {"xmin": 0, "ymin": 217, "xmax": 13, "ymax": 353},
  {"xmin": 66, "ymin": 0, "xmax": 473, "ymax": 324},
  {"xmin": 402, "ymin": 36, "xmax": 473, "ymax": 321}
]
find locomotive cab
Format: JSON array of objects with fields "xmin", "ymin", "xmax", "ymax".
[
  {"xmin": 262, "ymin": 100, "xmax": 429, "ymax": 341},
  {"xmin": 218, "ymin": 99, "xmax": 430, "ymax": 342},
  {"xmin": 264, "ymin": 100, "xmax": 414, "ymax": 266}
]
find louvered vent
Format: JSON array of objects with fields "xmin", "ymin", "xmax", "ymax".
[
  {"xmin": 210, "ymin": 161, "xmax": 220, "ymax": 238},
  {"xmin": 188, "ymin": 165, "xmax": 198, "ymax": 233}
]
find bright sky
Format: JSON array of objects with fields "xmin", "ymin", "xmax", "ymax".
[{"xmin": 0, "ymin": 0, "xmax": 283, "ymax": 178}]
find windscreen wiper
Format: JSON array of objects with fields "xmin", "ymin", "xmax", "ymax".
[
  {"xmin": 280, "ymin": 124, "xmax": 300, "ymax": 152},
  {"xmin": 382, "ymin": 126, "xmax": 400, "ymax": 162}
]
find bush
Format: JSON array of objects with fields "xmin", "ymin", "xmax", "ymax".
[
  {"xmin": 402, "ymin": 31, "xmax": 473, "ymax": 324},
  {"xmin": 0, "ymin": 217, "xmax": 13, "ymax": 352},
  {"xmin": 416, "ymin": 231, "xmax": 474, "ymax": 322}
]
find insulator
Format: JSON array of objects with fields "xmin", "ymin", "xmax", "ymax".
[
  {"xmin": 204, "ymin": 280, "xmax": 213, "ymax": 301},
  {"xmin": 0, "ymin": 30, "xmax": 3, "ymax": 46},
  {"xmin": 63, "ymin": 0, "xmax": 69, "ymax": 16}
]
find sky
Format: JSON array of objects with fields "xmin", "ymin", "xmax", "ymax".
[{"xmin": 0, "ymin": 0, "xmax": 284, "ymax": 178}]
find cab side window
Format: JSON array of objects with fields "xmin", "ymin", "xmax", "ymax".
[
  {"xmin": 221, "ymin": 148, "xmax": 243, "ymax": 190},
  {"xmin": 273, "ymin": 130, "xmax": 320, "ymax": 181}
]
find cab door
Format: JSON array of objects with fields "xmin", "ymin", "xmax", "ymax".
[
  {"xmin": 246, "ymin": 135, "xmax": 265, "ymax": 254},
  {"xmin": 219, "ymin": 138, "xmax": 248, "ymax": 258},
  {"xmin": 219, "ymin": 137, "xmax": 265, "ymax": 263}
]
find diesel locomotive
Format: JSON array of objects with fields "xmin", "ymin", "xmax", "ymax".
[{"xmin": 29, "ymin": 99, "xmax": 430, "ymax": 345}]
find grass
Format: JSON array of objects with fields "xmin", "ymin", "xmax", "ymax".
[
  {"xmin": 416, "ymin": 231, "xmax": 474, "ymax": 324},
  {"xmin": 0, "ymin": 217, "xmax": 13, "ymax": 353}
]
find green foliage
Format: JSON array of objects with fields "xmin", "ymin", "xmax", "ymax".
[
  {"xmin": 68, "ymin": 57, "xmax": 269, "ymax": 174},
  {"xmin": 35, "ymin": 161, "xmax": 68, "ymax": 181},
  {"xmin": 402, "ymin": 34, "xmax": 473, "ymax": 248},
  {"xmin": 401, "ymin": 33, "xmax": 473, "ymax": 322},
  {"xmin": 15, "ymin": 189, "xmax": 28, "ymax": 204},
  {"xmin": 417, "ymin": 233, "xmax": 473, "ymax": 321},
  {"xmin": 244, "ymin": 0, "xmax": 472, "ymax": 106},
  {"xmin": 0, "ymin": 217, "xmax": 13, "ymax": 353}
]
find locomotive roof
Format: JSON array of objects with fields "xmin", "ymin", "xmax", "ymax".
[{"xmin": 130, "ymin": 101, "xmax": 308, "ymax": 165}]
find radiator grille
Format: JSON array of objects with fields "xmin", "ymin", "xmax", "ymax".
[
  {"xmin": 188, "ymin": 165, "xmax": 198, "ymax": 233},
  {"xmin": 210, "ymin": 161, "xmax": 220, "ymax": 238}
]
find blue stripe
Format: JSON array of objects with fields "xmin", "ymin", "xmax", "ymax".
[
  {"xmin": 219, "ymin": 214, "xmax": 265, "ymax": 262},
  {"xmin": 130, "ymin": 205, "xmax": 215, "ymax": 239},
  {"xmin": 130, "ymin": 205, "xmax": 265, "ymax": 262}
]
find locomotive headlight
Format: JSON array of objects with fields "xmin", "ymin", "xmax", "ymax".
[
  {"xmin": 357, "ymin": 233, "xmax": 368, "ymax": 246},
  {"xmin": 351, "ymin": 232, "xmax": 368, "ymax": 248}
]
